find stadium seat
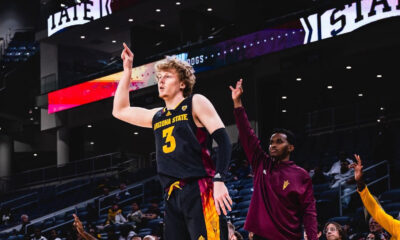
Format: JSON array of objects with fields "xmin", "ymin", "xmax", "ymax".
[
  {"xmin": 236, "ymin": 200, "xmax": 251, "ymax": 210},
  {"xmin": 380, "ymin": 188, "xmax": 400, "ymax": 204}
]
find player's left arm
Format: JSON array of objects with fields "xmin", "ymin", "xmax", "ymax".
[
  {"xmin": 300, "ymin": 175, "xmax": 318, "ymax": 240},
  {"xmin": 193, "ymin": 94, "xmax": 233, "ymax": 216}
]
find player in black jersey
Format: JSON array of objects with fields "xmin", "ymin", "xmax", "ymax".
[{"xmin": 113, "ymin": 43, "xmax": 232, "ymax": 240}]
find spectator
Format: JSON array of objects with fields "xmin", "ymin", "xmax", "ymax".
[
  {"xmin": 126, "ymin": 202, "xmax": 143, "ymax": 224},
  {"xmin": 31, "ymin": 228, "xmax": 47, "ymax": 240},
  {"xmin": 107, "ymin": 204, "xmax": 127, "ymax": 225},
  {"xmin": 1, "ymin": 206, "xmax": 12, "ymax": 226},
  {"xmin": 326, "ymin": 151, "xmax": 353, "ymax": 176},
  {"xmin": 119, "ymin": 225, "xmax": 136, "ymax": 240},
  {"xmin": 48, "ymin": 230, "xmax": 61, "ymax": 240},
  {"xmin": 19, "ymin": 214, "xmax": 31, "ymax": 235},
  {"xmin": 142, "ymin": 201, "xmax": 160, "ymax": 220},
  {"xmin": 367, "ymin": 217, "xmax": 390, "ymax": 240},
  {"xmin": 330, "ymin": 158, "xmax": 356, "ymax": 209},
  {"xmin": 350, "ymin": 154, "xmax": 400, "ymax": 239},
  {"xmin": 323, "ymin": 222, "xmax": 347, "ymax": 240},
  {"xmin": 116, "ymin": 182, "xmax": 130, "ymax": 201}
]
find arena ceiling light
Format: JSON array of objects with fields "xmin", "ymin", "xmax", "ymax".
[
  {"xmin": 380, "ymin": 107, "xmax": 385, "ymax": 111},
  {"xmin": 33, "ymin": 153, "xmax": 38, "ymax": 157},
  {"xmin": 207, "ymin": 8, "xmax": 213, "ymax": 12},
  {"xmin": 112, "ymin": 40, "xmax": 116, "ymax": 43},
  {"xmin": 346, "ymin": 66, "xmax": 352, "ymax": 69},
  {"xmin": 60, "ymin": 3, "xmax": 66, "ymax": 8},
  {"xmin": 80, "ymin": 35, "xmax": 85, "ymax": 39},
  {"xmin": 134, "ymin": 132, "xmax": 139, "ymax": 135},
  {"xmin": 87, "ymin": 124, "xmax": 92, "ymax": 128},
  {"xmin": 128, "ymin": 18, "xmax": 133, "ymax": 22},
  {"xmin": 155, "ymin": 9, "xmax": 161, "ymax": 12},
  {"xmin": 176, "ymin": 2, "xmax": 181, "ymax": 5},
  {"xmin": 160, "ymin": 24, "xmax": 165, "ymax": 27},
  {"xmin": 90, "ymin": 142, "xmax": 95, "ymax": 145},
  {"xmin": 358, "ymin": 93, "xmax": 363, "ymax": 97},
  {"xmin": 377, "ymin": 74, "xmax": 382, "ymax": 78},
  {"xmin": 296, "ymin": 77, "xmax": 302, "ymax": 81},
  {"xmin": 327, "ymin": 85, "xmax": 333, "ymax": 89},
  {"xmin": 281, "ymin": 96, "xmax": 287, "ymax": 99},
  {"xmin": 105, "ymin": 26, "xmax": 110, "ymax": 30},
  {"xmin": 282, "ymin": 109, "xmax": 287, "ymax": 113}
]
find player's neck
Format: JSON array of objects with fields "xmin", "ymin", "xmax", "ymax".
[{"xmin": 164, "ymin": 94, "xmax": 185, "ymax": 110}]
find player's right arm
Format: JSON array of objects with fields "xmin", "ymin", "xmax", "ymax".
[
  {"xmin": 230, "ymin": 79, "xmax": 267, "ymax": 166},
  {"xmin": 112, "ymin": 43, "xmax": 160, "ymax": 128}
]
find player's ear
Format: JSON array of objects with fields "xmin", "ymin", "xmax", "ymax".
[
  {"xmin": 288, "ymin": 144, "xmax": 294, "ymax": 153},
  {"xmin": 180, "ymin": 81, "xmax": 186, "ymax": 90}
]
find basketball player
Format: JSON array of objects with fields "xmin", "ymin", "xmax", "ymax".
[
  {"xmin": 112, "ymin": 43, "xmax": 232, "ymax": 240},
  {"xmin": 229, "ymin": 79, "xmax": 318, "ymax": 240}
]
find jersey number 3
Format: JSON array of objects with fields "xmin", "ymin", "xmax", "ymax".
[{"xmin": 162, "ymin": 126, "xmax": 176, "ymax": 153}]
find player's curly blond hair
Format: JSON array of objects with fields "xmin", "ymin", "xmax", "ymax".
[{"xmin": 155, "ymin": 56, "xmax": 196, "ymax": 97}]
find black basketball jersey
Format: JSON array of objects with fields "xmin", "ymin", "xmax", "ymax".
[{"xmin": 152, "ymin": 95, "xmax": 215, "ymax": 188}]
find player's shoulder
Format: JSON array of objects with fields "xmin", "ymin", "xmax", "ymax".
[{"xmin": 290, "ymin": 164, "xmax": 311, "ymax": 179}]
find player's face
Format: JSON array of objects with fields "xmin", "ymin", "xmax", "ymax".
[
  {"xmin": 268, "ymin": 133, "xmax": 293, "ymax": 159},
  {"xmin": 156, "ymin": 69, "xmax": 185, "ymax": 99}
]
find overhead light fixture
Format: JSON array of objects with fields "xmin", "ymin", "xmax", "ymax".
[
  {"xmin": 75, "ymin": 0, "xmax": 82, "ymax": 3},
  {"xmin": 327, "ymin": 85, "xmax": 333, "ymax": 89},
  {"xmin": 33, "ymin": 153, "xmax": 38, "ymax": 157},
  {"xmin": 155, "ymin": 9, "xmax": 161, "ymax": 12},
  {"xmin": 134, "ymin": 132, "xmax": 139, "ymax": 135},
  {"xmin": 282, "ymin": 109, "xmax": 287, "ymax": 113},
  {"xmin": 0, "ymin": 127, "xmax": 2, "ymax": 131},
  {"xmin": 105, "ymin": 26, "xmax": 110, "ymax": 30},
  {"xmin": 296, "ymin": 77, "xmax": 302, "ymax": 81},
  {"xmin": 112, "ymin": 40, "xmax": 116, "ymax": 43},
  {"xmin": 377, "ymin": 74, "xmax": 382, "ymax": 78},
  {"xmin": 90, "ymin": 142, "xmax": 95, "ymax": 145},
  {"xmin": 176, "ymin": 2, "xmax": 181, "ymax": 5},
  {"xmin": 87, "ymin": 125, "xmax": 92, "ymax": 128},
  {"xmin": 128, "ymin": 18, "xmax": 133, "ymax": 22},
  {"xmin": 208, "ymin": 36, "xmax": 214, "ymax": 39},
  {"xmin": 282, "ymin": 96, "xmax": 287, "ymax": 99},
  {"xmin": 30, "ymin": 117, "xmax": 34, "ymax": 121},
  {"xmin": 160, "ymin": 24, "xmax": 165, "ymax": 27},
  {"xmin": 346, "ymin": 66, "xmax": 352, "ymax": 69},
  {"xmin": 380, "ymin": 107, "xmax": 385, "ymax": 111},
  {"xmin": 60, "ymin": 3, "xmax": 66, "ymax": 8},
  {"xmin": 377, "ymin": 119, "xmax": 381, "ymax": 123},
  {"xmin": 80, "ymin": 35, "xmax": 85, "ymax": 39},
  {"xmin": 207, "ymin": 8, "xmax": 213, "ymax": 12},
  {"xmin": 34, "ymin": 106, "xmax": 38, "ymax": 110},
  {"xmin": 358, "ymin": 93, "xmax": 363, "ymax": 97}
]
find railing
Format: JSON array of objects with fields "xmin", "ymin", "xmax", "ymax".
[
  {"xmin": 338, "ymin": 160, "xmax": 390, "ymax": 216},
  {"xmin": 0, "ymin": 152, "xmax": 131, "ymax": 191}
]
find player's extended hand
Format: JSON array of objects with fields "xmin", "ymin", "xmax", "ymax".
[
  {"xmin": 349, "ymin": 154, "xmax": 363, "ymax": 182},
  {"xmin": 229, "ymin": 79, "xmax": 243, "ymax": 108},
  {"xmin": 213, "ymin": 182, "xmax": 232, "ymax": 215},
  {"xmin": 73, "ymin": 214, "xmax": 85, "ymax": 235},
  {"xmin": 121, "ymin": 42, "xmax": 134, "ymax": 71}
]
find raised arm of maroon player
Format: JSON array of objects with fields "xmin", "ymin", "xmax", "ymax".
[{"xmin": 231, "ymin": 79, "xmax": 268, "ymax": 167}]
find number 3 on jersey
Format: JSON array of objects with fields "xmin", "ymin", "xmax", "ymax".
[{"xmin": 162, "ymin": 126, "xmax": 176, "ymax": 153}]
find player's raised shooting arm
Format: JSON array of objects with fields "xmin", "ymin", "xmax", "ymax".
[{"xmin": 112, "ymin": 43, "xmax": 161, "ymax": 128}]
